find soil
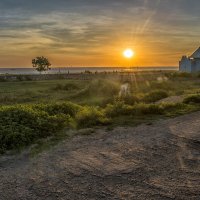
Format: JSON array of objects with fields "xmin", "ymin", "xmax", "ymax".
[{"xmin": 0, "ymin": 112, "xmax": 200, "ymax": 200}]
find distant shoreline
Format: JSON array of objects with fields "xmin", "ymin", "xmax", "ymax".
[
  {"xmin": 0, "ymin": 66, "xmax": 178, "ymax": 75},
  {"xmin": 0, "ymin": 70, "xmax": 178, "ymax": 82}
]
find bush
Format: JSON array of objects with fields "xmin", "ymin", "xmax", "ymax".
[
  {"xmin": 63, "ymin": 83, "xmax": 80, "ymax": 90},
  {"xmin": 54, "ymin": 83, "xmax": 80, "ymax": 91},
  {"xmin": 0, "ymin": 98, "xmax": 197, "ymax": 153},
  {"xmin": 150, "ymin": 81, "xmax": 174, "ymax": 91},
  {"xmin": 54, "ymin": 83, "xmax": 63, "ymax": 90},
  {"xmin": 76, "ymin": 107, "xmax": 110, "ymax": 128},
  {"xmin": 118, "ymin": 94, "xmax": 140, "ymax": 105},
  {"xmin": 0, "ymin": 77, "xmax": 6, "ymax": 82},
  {"xmin": 16, "ymin": 75, "xmax": 24, "ymax": 81},
  {"xmin": 133, "ymin": 104, "xmax": 164, "ymax": 115},
  {"xmin": 169, "ymin": 72, "xmax": 192, "ymax": 78},
  {"xmin": 104, "ymin": 101, "xmax": 132, "ymax": 117},
  {"xmin": 35, "ymin": 102, "xmax": 81, "ymax": 117},
  {"xmin": 104, "ymin": 101, "xmax": 164, "ymax": 117},
  {"xmin": 0, "ymin": 104, "xmax": 74, "ymax": 152},
  {"xmin": 143, "ymin": 90, "xmax": 169, "ymax": 103},
  {"xmin": 84, "ymin": 79, "xmax": 120, "ymax": 96},
  {"xmin": 183, "ymin": 95, "xmax": 200, "ymax": 104}
]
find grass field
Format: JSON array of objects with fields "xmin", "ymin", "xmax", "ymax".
[
  {"xmin": 1, "ymin": 71, "xmax": 200, "ymax": 153},
  {"xmin": 0, "ymin": 72, "xmax": 200, "ymax": 106}
]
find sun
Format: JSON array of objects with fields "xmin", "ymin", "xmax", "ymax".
[{"xmin": 123, "ymin": 49, "xmax": 135, "ymax": 58}]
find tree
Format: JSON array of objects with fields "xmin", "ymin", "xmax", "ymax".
[{"xmin": 32, "ymin": 56, "xmax": 51, "ymax": 74}]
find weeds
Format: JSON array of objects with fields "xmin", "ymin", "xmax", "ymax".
[{"xmin": 183, "ymin": 94, "xmax": 200, "ymax": 104}]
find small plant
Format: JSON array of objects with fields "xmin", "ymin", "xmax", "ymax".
[
  {"xmin": 54, "ymin": 83, "xmax": 63, "ymax": 90},
  {"xmin": 0, "ymin": 105, "xmax": 72, "ymax": 152},
  {"xmin": 170, "ymin": 72, "xmax": 192, "ymax": 78},
  {"xmin": 76, "ymin": 107, "xmax": 110, "ymax": 128},
  {"xmin": 118, "ymin": 94, "xmax": 140, "ymax": 105},
  {"xmin": 85, "ymin": 79, "xmax": 120, "ymax": 96},
  {"xmin": 183, "ymin": 94, "xmax": 200, "ymax": 104},
  {"xmin": 143, "ymin": 90, "xmax": 169, "ymax": 103},
  {"xmin": 34, "ymin": 102, "xmax": 81, "ymax": 117},
  {"xmin": 54, "ymin": 83, "xmax": 80, "ymax": 91},
  {"xmin": 16, "ymin": 75, "xmax": 24, "ymax": 81}
]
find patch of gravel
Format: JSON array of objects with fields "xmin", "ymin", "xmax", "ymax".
[
  {"xmin": 156, "ymin": 95, "xmax": 185, "ymax": 104},
  {"xmin": 0, "ymin": 112, "xmax": 200, "ymax": 199}
]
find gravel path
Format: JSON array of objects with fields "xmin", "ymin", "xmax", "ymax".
[{"xmin": 0, "ymin": 112, "xmax": 200, "ymax": 200}]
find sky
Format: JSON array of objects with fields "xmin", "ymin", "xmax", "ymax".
[{"xmin": 1, "ymin": 0, "xmax": 200, "ymax": 67}]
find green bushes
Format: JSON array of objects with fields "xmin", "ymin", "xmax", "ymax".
[
  {"xmin": 183, "ymin": 94, "xmax": 200, "ymax": 104},
  {"xmin": 35, "ymin": 102, "xmax": 81, "ymax": 117},
  {"xmin": 76, "ymin": 107, "xmax": 110, "ymax": 128},
  {"xmin": 105, "ymin": 102, "xmax": 164, "ymax": 117},
  {"xmin": 0, "ymin": 102, "xmax": 109, "ymax": 152},
  {"xmin": 143, "ymin": 90, "xmax": 169, "ymax": 103},
  {"xmin": 54, "ymin": 83, "xmax": 80, "ymax": 91},
  {"xmin": 118, "ymin": 94, "xmax": 140, "ymax": 105},
  {"xmin": 0, "ymin": 99, "xmax": 199, "ymax": 153},
  {"xmin": 0, "ymin": 105, "xmax": 72, "ymax": 152},
  {"xmin": 105, "ymin": 101, "xmax": 133, "ymax": 117},
  {"xmin": 104, "ymin": 101, "xmax": 195, "ymax": 118},
  {"xmin": 133, "ymin": 104, "xmax": 164, "ymax": 115},
  {"xmin": 82, "ymin": 79, "xmax": 120, "ymax": 96},
  {"xmin": 168, "ymin": 72, "xmax": 192, "ymax": 78}
]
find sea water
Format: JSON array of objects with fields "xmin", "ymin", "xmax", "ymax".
[{"xmin": 0, "ymin": 67, "xmax": 178, "ymax": 75}]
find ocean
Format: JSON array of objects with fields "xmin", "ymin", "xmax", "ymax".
[{"xmin": 0, "ymin": 67, "xmax": 178, "ymax": 75}]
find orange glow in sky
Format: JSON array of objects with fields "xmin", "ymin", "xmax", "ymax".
[{"xmin": 0, "ymin": 0, "xmax": 200, "ymax": 67}]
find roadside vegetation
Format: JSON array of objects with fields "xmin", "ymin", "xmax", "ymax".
[{"xmin": 1, "ymin": 71, "xmax": 200, "ymax": 153}]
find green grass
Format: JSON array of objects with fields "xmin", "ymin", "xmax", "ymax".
[
  {"xmin": 1, "ymin": 71, "xmax": 200, "ymax": 154},
  {"xmin": 0, "ymin": 80, "xmax": 90, "ymax": 105},
  {"xmin": 0, "ymin": 72, "xmax": 200, "ymax": 106}
]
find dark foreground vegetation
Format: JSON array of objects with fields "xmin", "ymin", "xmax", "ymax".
[{"xmin": 1, "ymin": 71, "xmax": 200, "ymax": 153}]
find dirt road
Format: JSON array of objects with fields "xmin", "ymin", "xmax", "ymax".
[{"xmin": 0, "ymin": 112, "xmax": 200, "ymax": 200}]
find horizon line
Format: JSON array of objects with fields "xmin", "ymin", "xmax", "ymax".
[{"xmin": 0, "ymin": 66, "xmax": 178, "ymax": 69}]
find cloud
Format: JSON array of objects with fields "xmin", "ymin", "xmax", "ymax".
[{"xmin": 1, "ymin": 0, "xmax": 200, "ymax": 66}]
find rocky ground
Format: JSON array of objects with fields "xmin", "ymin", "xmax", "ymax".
[{"xmin": 0, "ymin": 112, "xmax": 200, "ymax": 200}]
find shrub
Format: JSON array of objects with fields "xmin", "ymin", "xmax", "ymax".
[
  {"xmin": 84, "ymin": 79, "xmax": 120, "ymax": 96},
  {"xmin": 54, "ymin": 83, "xmax": 80, "ymax": 91},
  {"xmin": 63, "ymin": 83, "xmax": 80, "ymax": 90},
  {"xmin": 35, "ymin": 102, "xmax": 81, "ymax": 117},
  {"xmin": 183, "ymin": 95, "xmax": 200, "ymax": 104},
  {"xmin": 76, "ymin": 107, "xmax": 110, "ymax": 128},
  {"xmin": 161, "ymin": 103, "xmax": 195, "ymax": 116},
  {"xmin": 54, "ymin": 83, "xmax": 63, "ymax": 90},
  {"xmin": 150, "ymin": 81, "xmax": 174, "ymax": 91},
  {"xmin": 0, "ymin": 77, "xmax": 6, "ymax": 82},
  {"xmin": 104, "ymin": 101, "xmax": 132, "ymax": 117},
  {"xmin": 169, "ymin": 72, "xmax": 192, "ymax": 78},
  {"xmin": 0, "ymin": 104, "xmax": 73, "ymax": 152},
  {"xmin": 143, "ymin": 90, "xmax": 169, "ymax": 103},
  {"xmin": 104, "ymin": 101, "xmax": 164, "ymax": 117},
  {"xmin": 16, "ymin": 75, "xmax": 24, "ymax": 81},
  {"xmin": 133, "ymin": 104, "xmax": 164, "ymax": 115},
  {"xmin": 117, "ymin": 94, "xmax": 140, "ymax": 105}
]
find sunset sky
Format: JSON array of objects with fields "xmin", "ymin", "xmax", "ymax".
[{"xmin": 1, "ymin": 0, "xmax": 200, "ymax": 67}]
